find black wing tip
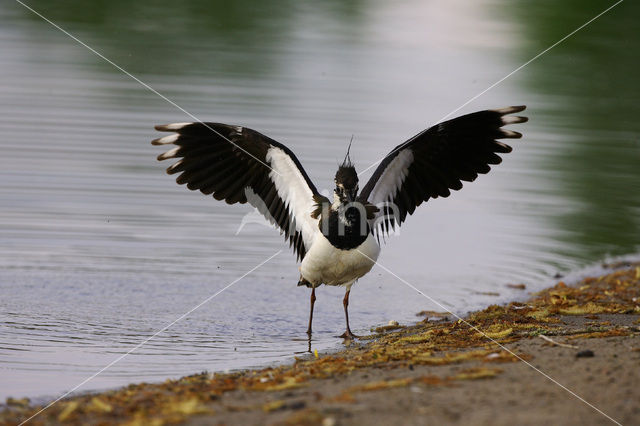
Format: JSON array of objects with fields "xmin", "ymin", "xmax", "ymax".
[
  {"xmin": 152, "ymin": 123, "xmax": 193, "ymax": 146},
  {"xmin": 499, "ymin": 129, "xmax": 523, "ymax": 139},
  {"xmin": 156, "ymin": 146, "xmax": 180, "ymax": 162},
  {"xmin": 166, "ymin": 163, "xmax": 181, "ymax": 175},
  {"xmin": 493, "ymin": 141, "xmax": 513, "ymax": 153},
  {"xmin": 494, "ymin": 105, "xmax": 528, "ymax": 136}
]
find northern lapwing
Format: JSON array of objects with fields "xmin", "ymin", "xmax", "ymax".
[{"xmin": 152, "ymin": 106, "xmax": 527, "ymax": 339}]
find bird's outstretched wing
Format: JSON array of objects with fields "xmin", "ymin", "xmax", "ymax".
[
  {"xmin": 358, "ymin": 106, "xmax": 528, "ymax": 237},
  {"xmin": 152, "ymin": 122, "xmax": 321, "ymax": 260}
]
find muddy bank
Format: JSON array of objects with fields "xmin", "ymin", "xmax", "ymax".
[{"xmin": 3, "ymin": 264, "xmax": 640, "ymax": 425}]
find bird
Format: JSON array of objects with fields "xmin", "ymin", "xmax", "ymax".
[{"xmin": 152, "ymin": 105, "xmax": 527, "ymax": 339}]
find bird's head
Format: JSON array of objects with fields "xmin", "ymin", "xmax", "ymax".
[{"xmin": 334, "ymin": 140, "xmax": 358, "ymax": 204}]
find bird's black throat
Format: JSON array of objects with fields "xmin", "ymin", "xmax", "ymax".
[{"xmin": 318, "ymin": 202, "xmax": 370, "ymax": 250}]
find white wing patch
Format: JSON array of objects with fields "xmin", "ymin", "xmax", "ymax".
[
  {"xmin": 266, "ymin": 147, "xmax": 318, "ymax": 248},
  {"xmin": 368, "ymin": 149, "xmax": 414, "ymax": 205}
]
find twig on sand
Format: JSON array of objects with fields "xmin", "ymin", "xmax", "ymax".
[{"xmin": 539, "ymin": 334, "xmax": 578, "ymax": 349}]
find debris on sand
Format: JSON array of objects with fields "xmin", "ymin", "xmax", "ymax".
[{"xmin": 3, "ymin": 265, "xmax": 639, "ymax": 425}]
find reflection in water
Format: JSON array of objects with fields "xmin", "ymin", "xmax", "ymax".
[
  {"xmin": 1, "ymin": 0, "xmax": 638, "ymax": 400},
  {"xmin": 513, "ymin": 0, "xmax": 640, "ymax": 262}
]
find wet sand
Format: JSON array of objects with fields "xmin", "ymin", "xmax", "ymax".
[{"xmin": 3, "ymin": 264, "xmax": 640, "ymax": 425}]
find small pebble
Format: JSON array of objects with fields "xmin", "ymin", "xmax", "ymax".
[
  {"xmin": 576, "ymin": 350, "xmax": 595, "ymax": 358},
  {"xmin": 323, "ymin": 417, "xmax": 336, "ymax": 426}
]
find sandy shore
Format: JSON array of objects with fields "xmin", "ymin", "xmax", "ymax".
[{"xmin": 2, "ymin": 264, "xmax": 640, "ymax": 425}]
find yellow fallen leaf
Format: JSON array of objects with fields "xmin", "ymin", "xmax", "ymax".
[
  {"xmin": 350, "ymin": 378, "xmax": 412, "ymax": 392},
  {"xmin": 168, "ymin": 398, "xmax": 209, "ymax": 415},
  {"xmin": 399, "ymin": 330, "xmax": 435, "ymax": 344},
  {"xmin": 372, "ymin": 323, "xmax": 405, "ymax": 333},
  {"xmin": 526, "ymin": 308, "xmax": 552, "ymax": 320},
  {"xmin": 559, "ymin": 302, "xmax": 607, "ymax": 315},
  {"xmin": 125, "ymin": 416, "xmax": 165, "ymax": 426},
  {"xmin": 314, "ymin": 349, "xmax": 319, "ymax": 359},
  {"xmin": 263, "ymin": 376, "xmax": 307, "ymax": 391},
  {"xmin": 89, "ymin": 397, "xmax": 112, "ymax": 413},
  {"xmin": 453, "ymin": 367, "xmax": 502, "ymax": 380},
  {"xmin": 6, "ymin": 397, "xmax": 30, "ymax": 407},
  {"xmin": 262, "ymin": 400, "xmax": 286, "ymax": 412},
  {"xmin": 413, "ymin": 349, "xmax": 492, "ymax": 365},
  {"xmin": 567, "ymin": 329, "xmax": 630, "ymax": 340},
  {"xmin": 477, "ymin": 327, "xmax": 512, "ymax": 339},
  {"xmin": 58, "ymin": 400, "xmax": 79, "ymax": 422}
]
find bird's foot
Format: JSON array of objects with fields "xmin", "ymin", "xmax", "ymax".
[{"xmin": 339, "ymin": 330, "xmax": 359, "ymax": 340}]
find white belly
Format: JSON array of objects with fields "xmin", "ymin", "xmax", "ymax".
[{"xmin": 300, "ymin": 232, "xmax": 380, "ymax": 287}]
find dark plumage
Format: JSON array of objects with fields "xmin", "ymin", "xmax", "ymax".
[
  {"xmin": 320, "ymin": 205, "xmax": 370, "ymax": 250},
  {"xmin": 152, "ymin": 123, "xmax": 318, "ymax": 261},
  {"xmin": 152, "ymin": 105, "xmax": 528, "ymax": 339},
  {"xmin": 335, "ymin": 163, "xmax": 358, "ymax": 191},
  {"xmin": 358, "ymin": 106, "xmax": 528, "ymax": 236}
]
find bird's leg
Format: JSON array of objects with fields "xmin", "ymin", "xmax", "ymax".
[
  {"xmin": 306, "ymin": 286, "xmax": 316, "ymax": 336},
  {"xmin": 340, "ymin": 289, "xmax": 358, "ymax": 339}
]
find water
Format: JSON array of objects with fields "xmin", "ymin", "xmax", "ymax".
[{"xmin": 1, "ymin": 0, "xmax": 639, "ymax": 401}]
